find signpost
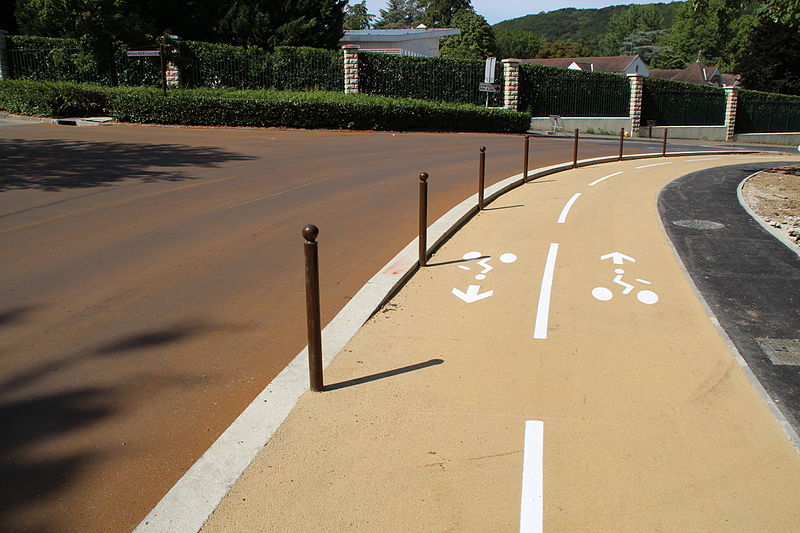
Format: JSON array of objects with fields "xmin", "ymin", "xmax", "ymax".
[
  {"xmin": 126, "ymin": 46, "xmax": 167, "ymax": 96},
  {"xmin": 479, "ymin": 57, "xmax": 498, "ymax": 107}
]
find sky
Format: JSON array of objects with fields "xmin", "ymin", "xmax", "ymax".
[{"xmin": 363, "ymin": 1, "xmax": 682, "ymax": 25}]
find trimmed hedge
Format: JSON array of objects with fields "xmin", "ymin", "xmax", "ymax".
[
  {"xmin": 0, "ymin": 80, "xmax": 108, "ymax": 117},
  {"xmin": 107, "ymin": 87, "xmax": 529, "ymax": 132},
  {"xmin": 642, "ymin": 77, "xmax": 725, "ymax": 126},
  {"xmin": 0, "ymin": 80, "xmax": 530, "ymax": 133}
]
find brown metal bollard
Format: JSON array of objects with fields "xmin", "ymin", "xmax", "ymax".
[
  {"xmin": 618, "ymin": 128, "xmax": 625, "ymax": 160},
  {"xmin": 523, "ymin": 135, "xmax": 530, "ymax": 183},
  {"xmin": 478, "ymin": 146, "xmax": 486, "ymax": 210},
  {"xmin": 418, "ymin": 172, "xmax": 428, "ymax": 267},
  {"xmin": 572, "ymin": 129, "xmax": 579, "ymax": 168},
  {"xmin": 662, "ymin": 128, "xmax": 668, "ymax": 156},
  {"xmin": 303, "ymin": 224, "xmax": 323, "ymax": 392}
]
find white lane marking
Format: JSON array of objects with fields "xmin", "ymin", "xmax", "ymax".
[
  {"xmin": 519, "ymin": 420, "xmax": 544, "ymax": 533},
  {"xmin": 635, "ymin": 162, "xmax": 674, "ymax": 169},
  {"xmin": 588, "ymin": 171, "xmax": 623, "ymax": 186},
  {"xmin": 557, "ymin": 193, "xmax": 581, "ymax": 224},
  {"xmin": 534, "ymin": 243, "xmax": 559, "ymax": 339}
]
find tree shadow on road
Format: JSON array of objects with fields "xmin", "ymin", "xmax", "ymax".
[{"xmin": 0, "ymin": 139, "xmax": 254, "ymax": 192}]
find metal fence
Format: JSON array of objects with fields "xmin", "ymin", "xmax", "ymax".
[
  {"xmin": 735, "ymin": 90, "xmax": 800, "ymax": 133},
  {"xmin": 359, "ymin": 52, "xmax": 504, "ymax": 107},
  {"xmin": 642, "ymin": 78, "xmax": 725, "ymax": 126},
  {"xmin": 519, "ymin": 64, "xmax": 630, "ymax": 117}
]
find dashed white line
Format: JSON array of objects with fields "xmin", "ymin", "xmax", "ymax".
[
  {"xmin": 534, "ymin": 243, "xmax": 559, "ymax": 340},
  {"xmin": 557, "ymin": 193, "xmax": 581, "ymax": 224},
  {"xmin": 519, "ymin": 420, "xmax": 544, "ymax": 533},
  {"xmin": 588, "ymin": 171, "xmax": 623, "ymax": 186},
  {"xmin": 635, "ymin": 162, "xmax": 674, "ymax": 169}
]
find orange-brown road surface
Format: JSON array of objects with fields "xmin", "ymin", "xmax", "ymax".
[{"xmin": 0, "ymin": 123, "xmax": 658, "ymax": 532}]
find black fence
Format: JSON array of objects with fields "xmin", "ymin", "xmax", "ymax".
[
  {"xmin": 519, "ymin": 64, "xmax": 630, "ymax": 117},
  {"xmin": 735, "ymin": 90, "xmax": 800, "ymax": 133},
  {"xmin": 642, "ymin": 77, "xmax": 725, "ymax": 126}
]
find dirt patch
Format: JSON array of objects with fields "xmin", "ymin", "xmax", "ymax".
[{"xmin": 741, "ymin": 166, "xmax": 800, "ymax": 250}]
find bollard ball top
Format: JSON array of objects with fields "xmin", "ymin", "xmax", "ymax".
[
  {"xmin": 302, "ymin": 224, "xmax": 319, "ymax": 242},
  {"xmin": 419, "ymin": 171, "xmax": 428, "ymax": 182},
  {"xmin": 480, "ymin": 146, "xmax": 486, "ymax": 152}
]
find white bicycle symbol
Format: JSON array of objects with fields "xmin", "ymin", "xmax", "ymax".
[{"xmin": 592, "ymin": 268, "xmax": 659, "ymax": 305}]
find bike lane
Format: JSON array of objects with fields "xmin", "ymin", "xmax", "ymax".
[{"xmin": 199, "ymin": 154, "xmax": 800, "ymax": 532}]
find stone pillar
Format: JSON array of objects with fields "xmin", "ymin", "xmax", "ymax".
[
  {"xmin": 343, "ymin": 45, "xmax": 359, "ymax": 94},
  {"xmin": 627, "ymin": 74, "xmax": 644, "ymax": 136},
  {"xmin": 0, "ymin": 30, "xmax": 9, "ymax": 81},
  {"xmin": 165, "ymin": 35, "xmax": 180, "ymax": 87},
  {"xmin": 502, "ymin": 59, "xmax": 520, "ymax": 111},
  {"xmin": 723, "ymin": 86, "xmax": 739, "ymax": 142}
]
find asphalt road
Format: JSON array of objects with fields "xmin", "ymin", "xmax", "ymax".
[{"xmin": 0, "ymin": 122, "xmax": 748, "ymax": 532}]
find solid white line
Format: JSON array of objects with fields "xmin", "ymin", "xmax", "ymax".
[
  {"xmin": 557, "ymin": 193, "xmax": 581, "ymax": 224},
  {"xmin": 635, "ymin": 162, "xmax": 674, "ymax": 169},
  {"xmin": 534, "ymin": 243, "xmax": 559, "ymax": 339},
  {"xmin": 519, "ymin": 420, "xmax": 544, "ymax": 533},
  {"xmin": 588, "ymin": 171, "xmax": 623, "ymax": 186}
]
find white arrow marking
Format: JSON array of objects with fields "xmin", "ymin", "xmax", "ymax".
[
  {"xmin": 452, "ymin": 285, "xmax": 493, "ymax": 303},
  {"xmin": 600, "ymin": 252, "xmax": 636, "ymax": 265}
]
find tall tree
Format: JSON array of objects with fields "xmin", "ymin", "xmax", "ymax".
[
  {"xmin": 736, "ymin": 17, "xmax": 800, "ymax": 95},
  {"xmin": 216, "ymin": 0, "xmax": 347, "ymax": 49},
  {"xmin": 439, "ymin": 10, "xmax": 494, "ymax": 59},
  {"xmin": 598, "ymin": 4, "xmax": 665, "ymax": 56},
  {"xmin": 657, "ymin": 0, "xmax": 755, "ymax": 70},
  {"xmin": 343, "ymin": 1, "xmax": 374, "ymax": 30},
  {"xmin": 1, "ymin": 0, "xmax": 19, "ymax": 33},
  {"xmin": 419, "ymin": 0, "xmax": 472, "ymax": 27},
  {"xmin": 537, "ymin": 40, "xmax": 592, "ymax": 59},
  {"xmin": 374, "ymin": 0, "xmax": 424, "ymax": 29},
  {"xmin": 495, "ymin": 29, "xmax": 543, "ymax": 60}
]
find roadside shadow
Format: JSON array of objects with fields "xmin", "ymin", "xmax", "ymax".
[
  {"xmin": 324, "ymin": 359, "xmax": 444, "ymax": 391},
  {"xmin": 0, "ymin": 139, "xmax": 254, "ymax": 192},
  {"xmin": 0, "ymin": 305, "xmax": 40, "ymax": 328}
]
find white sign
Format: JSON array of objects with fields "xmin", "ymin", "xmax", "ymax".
[
  {"xmin": 484, "ymin": 57, "xmax": 496, "ymax": 83},
  {"xmin": 127, "ymin": 50, "xmax": 161, "ymax": 57},
  {"xmin": 592, "ymin": 252, "xmax": 658, "ymax": 305},
  {"xmin": 452, "ymin": 251, "xmax": 517, "ymax": 304}
]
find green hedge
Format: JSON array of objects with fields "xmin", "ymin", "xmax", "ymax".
[
  {"xmin": 0, "ymin": 80, "xmax": 529, "ymax": 133},
  {"xmin": 0, "ymin": 80, "xmax": 108, "ymax": 117},
  {"xmin": 358, "ymin": 53, "xmax": 504, "ymax": 107},
  {"xmin": 642, "ymin": 77, "xmax": 725, "ymax": 126},
  {"xmin": 519, "ymin": 64, "xmax": 630, "ymax": 117},
  {"xmin": 735, "ymin": 89, "xmax": 800, "ymax": 133},
  {"xmin": 107, "ymin": 87, "xmax": 528, "ymax": 132}
]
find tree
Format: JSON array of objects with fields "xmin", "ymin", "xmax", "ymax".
[
  {"xmin": 16, "ymin": 0, "xmax": 150, "ymax": 85},
  {"xmin": 374, "ymin": 0, "xmax": 424, "ymax": 28},
  {"xmin": 693, "ymin": 0, "xmax": 800, "ymax": 29},
  {"xmin": 658, "ymin": 0, "xmax": 755, "ymax": 71},
  {"xmin": 619, "ymin": 29, "xmax": 667, "ymax": 64},
  {"xmin": 537, "ymin": 40, "xmax": 592, "ymax": 59},
  {"xmin": 216, "ymin": 0, "xmax": 347, "ymax": 49},
  {"xmin": 1, "ymin": 0, "xmax": 18, "ymax": 33},
  {"xmin": 343, "ymin": 1, "xmax": 375, "ymax": 30},
  {"xmin": 598, "ymin": 4, "xmax": 665, "ymax": 56},
  {"xmin": 736, "ymin": 17, "xmax": 800, "ymax": 95},
  {"xmin": 494, "ymin": 29, "xmax": 543, "ymax": 59},
  {"xmin": 419, "ymin": 0, "xmax": 472, "ymax": 27},
  {"xmin": 439, "ymin": 10, "xmax": 494, "ymax": 60}
]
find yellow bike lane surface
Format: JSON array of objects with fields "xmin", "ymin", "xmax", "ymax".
[{"xmin": 200, "ymin": 154, "xmax": 800, "ymax": 532}]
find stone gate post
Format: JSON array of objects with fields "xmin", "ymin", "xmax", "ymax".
[
  {"xmin": 343, "ymin": 45, "xmax": 359, "ymax": 94},
  {"xmin": 628, "ymin": 74, "xmax": 644, "ymax": 136},
  {"xmin": 502, "ymin": 59, "xmax": 520, "ymax": 111},
  {"xmin": 724, "ymin": 86, "xmax": 739, "ymax": 142}
]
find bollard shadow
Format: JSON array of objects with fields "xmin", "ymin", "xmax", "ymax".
[
  {"xmin": 0, "ymin": 139, "xmax": 254, "ymax": 192},
  {"xmin": 483, "ymin": 204, "xmax": 525, "ymax": 211},
  {"xmin": 324, "ymin": 359, "xmax": 444, "ymax": 391},
  {"xmin": 427, "ymin": 256, "xmax": 488, "ymax": 267}
]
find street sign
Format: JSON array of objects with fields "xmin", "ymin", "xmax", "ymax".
[
  {"xmin": 478, "ymin": 82, "xmax": 500, "ymax": 93},
  {"xmin": 127, "ymin": 50, "xmax": 161, "ymax": 57},
  {"xmin": 484, "ymin": 57, "xmax": 496, "ymax": 83}
]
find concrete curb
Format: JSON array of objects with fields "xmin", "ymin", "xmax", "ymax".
[{"xmin": 133, "ymin": 149, "xmax": 771, "ymax": 533}]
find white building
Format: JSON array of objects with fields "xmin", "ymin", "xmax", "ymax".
[{"xmin": 339, "ymin": 28, "xmax": 461, "ymax": 57}]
